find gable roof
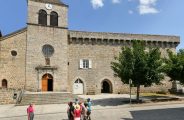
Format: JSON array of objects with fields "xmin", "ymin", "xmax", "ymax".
[
  {"xmin": 29, "ymin": 0, "xmax": 68, "ymax": 7},
  {"xmin": 0, "ymin": 27, "xmax": 27, "ymax": 41}
]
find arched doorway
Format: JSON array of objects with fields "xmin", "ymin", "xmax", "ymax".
[
  {"xmin": 42, "ymin": 74, "xmax": 53, "ymax": 91},
  {"xmin": 73, "ymin": 79, "xmax": 84, "ymax": 94},
  {"xmin": 101, "ymin": 80, "xmax": 112, "ymax": 93}
]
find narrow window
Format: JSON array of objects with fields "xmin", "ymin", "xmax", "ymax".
[
  {"xmin": 50, "ymin": 11, "xmax": 58, "ymax": 26},
  {"xmin": 2, "ymin": 79, "xmax": 7, "ymax": 88},
  {"xmin": 38, "ymin": 9, "xmax": 47, "ymax": 25}
]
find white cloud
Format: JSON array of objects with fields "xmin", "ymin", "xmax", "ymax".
[
  {"xmin": 91, "ymin": 0, "xmax": 104, "ymax": 9},
  {"xmin": 138, "ymin": 0, "xmax": 159, "ymax": 15},
  {"xmin": 112, "ymin": 0, "xmax": 121, "ymax": 4}
]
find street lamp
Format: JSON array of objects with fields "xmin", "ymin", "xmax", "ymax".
[{"xmin": 129, "ymin": 79, "xmax": 132, "ymax": 104}]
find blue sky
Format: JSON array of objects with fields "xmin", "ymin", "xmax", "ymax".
[{"xmin": 0, "ymin": 0, "xmax": 183, "ymax": 49}]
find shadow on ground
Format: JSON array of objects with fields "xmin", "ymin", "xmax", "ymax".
[
  {"xmin": 92, "ymin": 95, "xmax": 180, "ymax": 107},
  {"xmin": 141, "ymin": 95, "xmax": 180, "ymax": 102},
  {"xmin": 121, "ymin": 107, "xmax": 184, "ymax": 120},
  {"xmin": 92, "ymin": 98, "xmax": 131, "ymax": 106}
]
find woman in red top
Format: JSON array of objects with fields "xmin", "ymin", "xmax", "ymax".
[
  {"xmin": 27, "ymin": 103, "xmax": 34, "ymax": 120},
  {"xmin": 74, "ymin": 105, "xmax": 81, "ymax": 120}
]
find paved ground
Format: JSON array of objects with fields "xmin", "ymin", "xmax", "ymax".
[{"xmin": 0, "ymin": 94, "xmax": 184, "ymax": 120}]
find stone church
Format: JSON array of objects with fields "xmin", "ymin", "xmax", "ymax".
[{"xmin": 0, "ymin": 0, "xmax": 180, "ymax": 100}]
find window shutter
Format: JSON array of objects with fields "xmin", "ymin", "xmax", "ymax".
[
  {"xmin": 89, "ymin": 60, "xmax": 92, "ymax": 68},
  {"xmin": 79, "ymin": 59, "xmax": 83, "ymax": 68}
]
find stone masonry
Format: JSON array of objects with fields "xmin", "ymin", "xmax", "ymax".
[{"xmin": 0, "ymin": 0, "xmax": 180, "ymax": 104}]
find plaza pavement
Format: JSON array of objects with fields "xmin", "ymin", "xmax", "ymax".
[{"xmin": 0, "ymin": 94, "xmax": 184, "ymax": 120}]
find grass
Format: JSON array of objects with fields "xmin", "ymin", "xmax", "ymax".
[{"xmin": 140, "ymin": 93, "xmax": 170, "ymax": 97}]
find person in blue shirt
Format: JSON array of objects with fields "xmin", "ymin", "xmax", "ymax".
[{"xmin": 86, "ymin": 98, "xmax": 92, "ymax": 120}]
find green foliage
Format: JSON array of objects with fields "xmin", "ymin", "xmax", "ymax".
[
  {"xmin": 111, "ymin": 41, "xmax": 163, "ymax": 86},
  {"xmin": 145, "ymin": 48, "xmax": 164, "ymax": 86},
  {"xmin": 111, "ymin": 40, "xmax": 164, "ymax": 101},
  {"xmin": 111, "ymin": 47, "xmax": 134, "ymax": 84},
  {"xmin": 163, "ymin": 49, "xmax": 184, "ymax": 84}
]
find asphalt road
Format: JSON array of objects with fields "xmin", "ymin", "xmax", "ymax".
[{"xmin": 1, "ymin": 103, "xmax": 184, "ymax": 120}]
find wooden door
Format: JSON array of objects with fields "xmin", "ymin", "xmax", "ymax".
[
  {"xmin": 73, "ymin": 83, "xmax": 83, "ymax": 94},
  {"xmin": 42, "ymin": 79, "xmax": 48, "ymax": 91}
]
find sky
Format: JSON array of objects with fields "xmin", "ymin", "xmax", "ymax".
[{"xmin": 0, "ymin": 0, "xmax": 183, "ymax": 50}]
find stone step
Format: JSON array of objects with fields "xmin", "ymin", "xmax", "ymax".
[{"xmin": 17, "ymin": 92, "xmax": 83, "ymax": 106}]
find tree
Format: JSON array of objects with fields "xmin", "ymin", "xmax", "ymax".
[
  {"xmin": 163, "ymin": 49, "xmax": 184, "ymax": 84},
  {"xmin": 111, "ymin": 41, "xmax": 164, "ymax": 102}
]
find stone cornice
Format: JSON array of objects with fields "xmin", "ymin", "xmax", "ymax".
[
  {"xmin": 29, "ymin": 0, "xmax": 69, "ymax": 7},
  {"xmin": 69, "ymin": 30, "xmax": 180, "ymax": 43},
  {"xmin": 27, "ymin": 23, "xmax": 68, "ymax": 29}
]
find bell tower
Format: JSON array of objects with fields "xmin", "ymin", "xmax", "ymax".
[
  {"xmin": 27, "ymin": 0, "xmax": 68, "ymax": 28},
  {"xmin": 26, "ymin": 0, "xmax": 69, "ymax": 92}
]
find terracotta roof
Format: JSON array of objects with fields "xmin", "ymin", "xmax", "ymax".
[{"xmin": 29, "ymin": 0, "xmax": 68, "ymax": 7}]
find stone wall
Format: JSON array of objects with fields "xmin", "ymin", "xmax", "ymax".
[
  {"xmin": 68, "ymin": 43, "xmax": 123, "ymax": 94},
  {"xmin": 0, "ymin": 88, "xmax": 21, "ymax": 104},
  {"xmin": 0, "ymin": 29, "xmax": 27, "ymax": 89},
  {"xmin": 68, "ymin": 31, "xmax": 179, "ymax": 94}
]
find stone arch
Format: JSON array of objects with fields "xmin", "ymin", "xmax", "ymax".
[
  {"xmin": 101, "ymin": 79, "xmax": 113, "ymax": 93},
  {"xmin": 50, "ymin": 11, "xmax": 58, "ymax": 26},
  {"xmin": 38, "ymin": 9, "xmax": 47, "ymax": 25},
  {"xmin": 2, "ymin": 79, "xmax": 7, "ymax": 88},
  {"xmin": 42, "ymin": 73, "xmax": 53, "ymax": 91}
]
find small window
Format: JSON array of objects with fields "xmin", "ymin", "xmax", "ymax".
[
  {"xmin": 38, "ymin": 9, "xmax": 47, "ymax": 25},
  {"xmin": 79, "ymin": 59, "xmax": 92, "ymax": 69},
  {"xmin": 2, "ymin": 79, "xmax": 7, "ymax": 88},
  {"xmin": 50, "ymin": 11, "xmax": 58, "ymax": 26},
  {"xmin": 11, "ymin": 50, "xmax": 17, "ymax": 56}
]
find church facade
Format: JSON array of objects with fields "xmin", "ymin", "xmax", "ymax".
[{"xmin": 0, "ymin": 0, "xmax": 180, "ymax": 96}]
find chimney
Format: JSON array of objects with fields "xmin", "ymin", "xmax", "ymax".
[{"xmin": 0, "ymin": 31, "xmax": 2, "ymax": 37}]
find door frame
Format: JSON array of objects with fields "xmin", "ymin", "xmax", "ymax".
[{"xmin": 41, "ymin": 73, "xmax": 53, "ymax": 92}]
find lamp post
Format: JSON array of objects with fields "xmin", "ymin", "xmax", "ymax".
[{"xmin": 129, "ymin": 79, "xmax": 132, "ymax": 104}]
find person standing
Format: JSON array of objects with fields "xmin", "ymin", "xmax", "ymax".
[
  {"xmin": 86, "ymin": 98, "xmax": 92, "ymax": 120},
  {"xmin": 74, "ymin": 105, "xmax": 81, "ymax": 120},
  {"xmin": 79, "ymin": 101, "xmax": 85, "ymax": 120},
  {"xmin": 68, "ymin": 102, "xmax": 74, "ymax": 120},
  {"xmin": 83, "ymin": 103, "xmax": 88, "ymax": 120},
  {"xmin": 27, "ymin": 103, "xmax": 34, "ymax": 120}
]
